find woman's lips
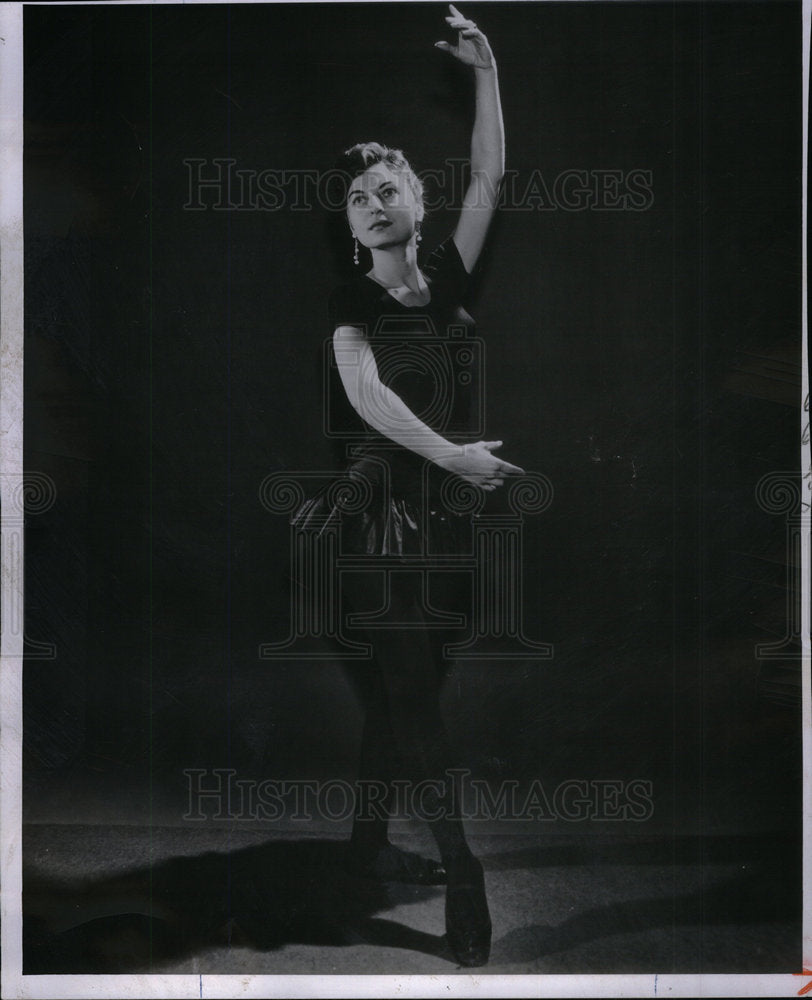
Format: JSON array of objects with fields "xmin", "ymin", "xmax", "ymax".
[{"xmin": 369, "ymin": 220, "xmax": 392, "ymax": 231}]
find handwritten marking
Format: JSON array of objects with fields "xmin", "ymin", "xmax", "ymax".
[{"xmin": 793, "ymin": 969, "xmax": 812, "ymax": 995}]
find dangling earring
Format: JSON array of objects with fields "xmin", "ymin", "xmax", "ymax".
[
  {"xmin": 353, "ymin": 236, "xmax": 359, "ymax": 266},
  {"xmin": 415, "ymin": 220, "xmax": 423, "ymax": 245}
]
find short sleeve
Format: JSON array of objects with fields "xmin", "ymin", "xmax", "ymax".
[
  {"xmin": 422, "ymin": 235, "xmax": 471, "ymax": 305},
  {"xmin": 328, "ymin": 282, "xmax": 375, "ymax": 333}
]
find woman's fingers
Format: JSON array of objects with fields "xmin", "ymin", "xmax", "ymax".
[
  {"xmin": 499, "ymin": 461, "xmax": 526, "ymax": 476},
  {"xmin": 447, "ymin": 5, "xmax": 474, "ymax": 22},
  {"xmin": 446, "ymin": 15, "xmax": 477, "ymax": 28},
  {"xmin": 441, "ymin": 4, "xmax": 487, "ymax": 61}
]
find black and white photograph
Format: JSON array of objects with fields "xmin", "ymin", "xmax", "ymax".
[{"xmin": 1, "ymin": 0, "xmax": 809, "ymax": 996}]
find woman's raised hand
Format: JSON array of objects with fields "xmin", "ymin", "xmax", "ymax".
[
  {"xmin": 437, "ymin": 440, "xmax": 524, "ymax": 492},
  {"xmin": 434, "ymin": 4, "xmax": 495, "ymax": 69}
]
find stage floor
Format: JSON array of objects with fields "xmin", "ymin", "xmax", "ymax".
[{"xmin": 22, "ymin": 823, "xmax": 800, "ymax": 975}]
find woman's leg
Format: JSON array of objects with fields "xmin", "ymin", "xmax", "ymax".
[
  {"xmin": 343, "ymin": 659, "xmax": 448, "ymax": 884},
  {"xmin": 348, "ymin": 568, "xmax": 490, "ymax": 964},
  {"xmin": 343, "ymin": 660, "xmax": 395, "ymax": 855},
  {"xmin": 341, "ymin": 569, "xmax": 473, "ymax": 870},
  {"xmin": 341, "ymin": 566, "xmax": 491, "ymax": 966},
  {"xmin": 342, "ymin": 574, "xmax": 451, "ymax": 882}
]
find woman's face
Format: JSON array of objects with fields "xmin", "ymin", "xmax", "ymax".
[{"xmin": 346, "ymin": 162, "xmax": 423, "ymax": 253}]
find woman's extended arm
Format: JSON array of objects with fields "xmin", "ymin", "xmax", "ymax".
[
  {"xmin": 435, "ymin": 5, "xmax": 505, "ymax": 273},
  {"xmin": 334, "ymin": 325, "xmax": 523, "ymax": 489}
]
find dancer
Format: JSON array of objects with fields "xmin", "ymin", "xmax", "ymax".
[{"xmin": 293, "ymin": 4, "xmax": 522, "ymax": 966}]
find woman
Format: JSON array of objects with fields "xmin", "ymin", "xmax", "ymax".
[{"xmin": 294, "ymin": 5, "xmax": 522, "ymax": 967}]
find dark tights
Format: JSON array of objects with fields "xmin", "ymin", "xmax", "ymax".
[{"xmin": 341, "ymin": 568, "xmax": 474, "ymax": 872}]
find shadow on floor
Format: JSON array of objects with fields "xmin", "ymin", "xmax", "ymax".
[
  {"xmin": 491, "ymin": 869, "xmax": 800, "ymax": 970},
  {"xmin": 23, "ymin": 831, "xmax": 801, "ymax": 973},
  {"xmin": 486, "ymin": 832, "xmax": 801, "ymax": 971},
  {"xmin": 24, "ymin": 836, "xmax": 451, "ymax": 973}
]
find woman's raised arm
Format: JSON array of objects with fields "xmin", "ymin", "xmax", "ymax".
[{"xmin": 435, "ymin": 4, "xmax": 505, "ymax": 273}]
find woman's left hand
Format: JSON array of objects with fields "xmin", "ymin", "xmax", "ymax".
[{"xmin": 434, "ymin": 4, "xmax": 494, "ymax": 69}]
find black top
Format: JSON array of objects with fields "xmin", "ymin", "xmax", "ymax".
[{"xmin": 326, "ymin": 235, "xmax": 481, "ymax": 496}]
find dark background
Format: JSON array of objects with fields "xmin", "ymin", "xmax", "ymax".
[{"xmin": 23, "ymin": 0, "xmax": 802, "ymax": 850}]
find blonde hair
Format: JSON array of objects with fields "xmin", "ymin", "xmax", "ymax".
[{"xmin": 339, "ymin": 141, "xmax": 424, "ymax": 210}]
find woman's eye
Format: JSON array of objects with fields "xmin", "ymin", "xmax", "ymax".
[{"xmin": 381, "ymin": 188, "xmax": 397, "ymax": 199}]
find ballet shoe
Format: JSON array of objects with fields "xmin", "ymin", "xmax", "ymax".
[
  {"xmin": 444, "ymin": 857, "xmax": 491, "ymax": 967},
  {"xmin": 344, "ymin": 843, "xmax": 447, "ymax": 885}
]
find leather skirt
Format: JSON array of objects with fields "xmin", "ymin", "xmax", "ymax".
[{"xmin": 290, "ymin": 449, "xmax": 474, "ymax": 558}]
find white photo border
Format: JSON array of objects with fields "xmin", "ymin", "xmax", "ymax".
[{"xmin": 1, "ymin": 0, "xmax": 810, "ymax": 996}]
